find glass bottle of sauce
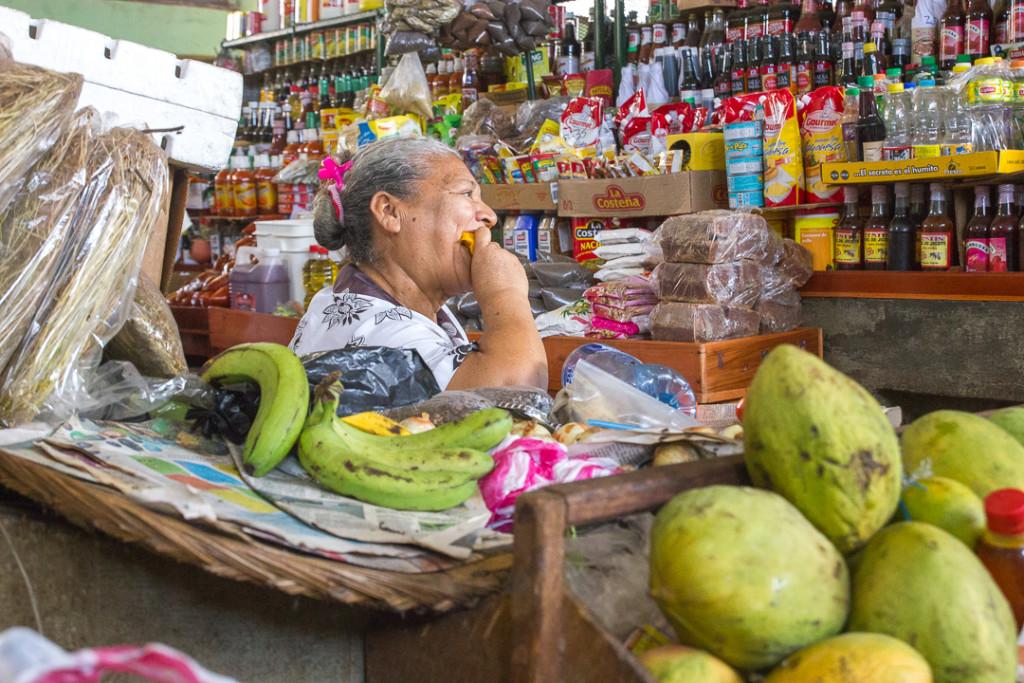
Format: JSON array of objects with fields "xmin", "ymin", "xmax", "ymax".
[
  {"xmin": 684, "ymin": 13, "xmax": 702, "ymax": 48},
  {"xmin": 761, "ymin": 35, "xmax": 780, "ymax": 90},
  {"xmin": 975, "ymin": 488, "xmax": 1024, "ymax": 633},
  {"xmin": 965, "ymin": 185, "xmax": 993, "ymax": 272},
  {"xmin": 731, "ymin": 39, "xmax": 749, "ymax": 94},
  {"xmin": 750, "ymin": 0, "xmax": 771, "ymax": 38},
  {"xmin": 813, "ymin": 30, "xmax": 834, "ymax": 87},
  {"xmin": 920, "ymin": 183, "xmax": 957, "ymax": 270},
  {"xmin": 864, "ymin": 184, "xmax": 890, "ymax": 270},
  {"xmin": 255, "ymin": 154, "xmax": 279, "ymax": 216},
  {"xmin": 746, "ymin": 36, "xmax": 764, "ymax": 91},
  {"xmin": 852, "ymin": 0, "xmax": 875, "ymax": 22},
  {"xmin": 995, "ymin": 0, "xmax": 1010, "ymax": 43},
  {"xmin": 841, "ymin": 85, "xmax": 861, "ymax": 161},
  {"xmin": 857, "ymin": 75, "xmax": 886, "ymax": 161},
  {"xmin": 820, "ymin": 0, "xmax": 838, "ymax": 32},
  {"xmin": 704, "ymin": 9, "xmax": 727, "ymax": 56},
  {"xmin": 214, "ymin": 157, "xmax": 234, "ymax": 217},
  {"xmin": 839, "ymin": 41, "xmax": 858, "ymax": 85},
  {"xmin": 627, "ymin": 25, "xmax": 642, "ymax": 64},
  {"xmin": 967, "ymin": 0, "xmax": 994, "ymax": 61},
  {"xmin": 863, "ymin": 40, "xmax": 886, "ymax": 75},
  {"xmin": 778, "ymin": 34, "xmax": 797, "ymax": 93},
  {"xmin": 887, "ymin": 182, "xmax": 917, "ymax": 270},
  {"xmin": 672, "ymin": 18, "xmax": 688, "ymax": 47},
  {"xmin": 715, "ymin": 49, "xmax": 735, "ymax": 98},
  {"xmin": 727, "ymin": 0, "xmax": 751, "ymax": 44},
  {"xmin": 232, "ymin": 155, "xmax": 258, "ymax": 219},
  {"xmin": 836, "ymin": 186, "xmax": 865, "ymax": 269},
  {"xmin": 796, "ymin": 0, "xmax": 824, "ymax": 34},
  {"xmin": 940, "ymin": 0, "xmax": 967, "ymax": 71},
  {"xmin": 559, "ymin": 21, "xmax": 583, "ymax": 73},
  {"xmin": 269, "ymin": 116, "xmax": 287, "ymax": 156},
  {"xmin": 462, "ymin": 51, "xmax": 481, "ymax": 107},
  {"xmin": 833, "ymin": 0, "xmax": 853, "ymax": 33},
  {"xmin": 640, "ymin": 23, "xmax": 654, "ymax": 63},
  {"xmin": 768, "ymin": 0, "xmax": 800, "ymax": 36},
  {"xmin": 796, "ymin": 33, "xmax": 815, "ymax": 95},
  {"xmin": 448, "ymin": 56, "xmax": 464, "ymax": 96},
  {"xmin": 990, "ymin": 183, "xmax": 1020, "ymax": 271}
]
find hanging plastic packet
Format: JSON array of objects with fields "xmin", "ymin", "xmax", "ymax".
[
  {"xmin": 761, "ymin": 89, "xmax": 804, "ymax": 208},
  {"xmin": 615, "ymin": 89, "xmax": 649, "ymax": 130},
  {"xmin": 621, "ymin": 117, "xmax": 654, "ymax": 154},
  {"xmin": 616, "ymin": 65, "xmax": 637, "ymax": 107},
  {"xmin": 560, "ymin": 97, "xmax": 604, "ymax": 150},
  {"xmin": 652, "ymin": 103, "xmax": 692, "ymax": 136},
  {"xmin": 799, "ymin": 86, "xmax": 846, "ymax": 204}
]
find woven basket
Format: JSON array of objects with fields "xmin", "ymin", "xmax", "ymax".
[{"xmin": 0, "ymin": 448, "xmax": 513, "ymax": 613}]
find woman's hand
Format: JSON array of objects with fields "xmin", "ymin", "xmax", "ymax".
[{"xmin": 468, "ymin": 225, "xmax": 528, "ymax": 304}]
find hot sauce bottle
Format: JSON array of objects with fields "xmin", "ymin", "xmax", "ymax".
[
  {"xmin": 796, "ymin": 33, "xmax": 814, "ymax": 95},
  {"xmin": 990, "ymin": 183, "xmax": 1020, "ymax": 271},
  {"xmin": 746, "ymin": 36, "xmax": 763, "ymax": 91},
  {"xmin": 864, "ymin": 184, "xmax": 890, "ymax": 270},
  {"xmin": 940, "ymin": 0, "xmax": 966, "ymax": 72},
  {"xmin": 731, "ymin": 39, "xmax": 749, "ymax": 94},
  {"xmin": 727, "ymin": 0, "xmax": 751, "ymax": 43},
  {"xmin": 967, "ymin": 0, "xmax": 994, "ymax": 61},
  {"xmin": 887, "ymin": 182, "xmax": 917, "ymax": 271},
  {"xmin": 761, "ymin": 35, "xmax": 779, "ymax": 90},
  {"xmin": 777, "ymin": 34, "xmax": 797, "ymax": 93},
  {"xmin": 965, "ymin": 185, "xmax": 993, "ymax": 272},
  {"xmin": 836, "ymin": 186, "xmax": 865, "ymax": 269},
  {"xmin": 920, "ymin": 183, "xmax": 957, "ymax": 270},
  {"xmin": 976, "ymin": 488, "xmax": 1024, "ymax": 633},
  {"xmin": 813, "ymin": 30, "xmax": 834, "ymax": 87}
]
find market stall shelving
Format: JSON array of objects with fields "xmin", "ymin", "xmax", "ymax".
[
  {"xmin": 171, "ymin": 307, "xmax": 821, "ymax": 403},
  {"xmin": 820, "ymin": 150, "xmax": 1024, "ymax": 186},
  {"xmin": 799, "ymin": 271, "xmax": 1024, "ymax": 302},
  {"xmin": 222, "ymin": 10, "xmax": 383, "ymax": 50}
]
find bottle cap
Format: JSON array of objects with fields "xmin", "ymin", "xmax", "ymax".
[
  {"xmin": 985, "ymin": 489, "xmax": 1024, "ymax": 535},
  {"xmin": 844, "ymin": 186, "xmax": 859, "ymax": 203},
  {"xmin": 894, "ymin": 181, "xmax": 909, "ymax": 197},
  {"xmin": 863, "ymin": 41, "xmax": 877, "ymax": 54},
  {"xmin": 952, "ymin": 64, "xmax": 971, "ymax": 73},
  {"xmin": 904, "ymin": 81, "xmax": 917, "ymax": 89},
  {"xmin": 922, "ymin": 56, "xmax": 936, "ymax": 66},
  {"xmin": 886, "ymin": 68, "xmax": 901, "ymax": 78},
  {"xmin": 957, "ymin": 54, "xmax": 972, "ymax": 63},
  {"xmin": 999, "ymin": 183, "xmax": 1016, "ymax": 193},
  {"xmin": 846, "ymin": 86, "xmax": 861, "ymax": 96},
  {"xmin": 887, "ymin": 82, "xmax": 904, "ymax": 93},
  {"xmin": 1013, "ymin": 60, "xmax": 1024, "ymax": 67},
  {"xmin": 857, "ymin": 75, "xmax": 873, "ymax": 88},
  {"xmin": 309, "ymin": 245, "xmax": 319, "ymax": 253},
  {"xmin": 919, "ymin": 79, "xmax": 935, "ymax": 87},
  {"xmin": 975, "ymin": 185, "xmax": 990, "ymax": 198},
  {"xmin": 977, "ymin": 57, "xmax": 995, "ymax": 65},
  {"xmin": 871, "ymin": 185, "xmax": 887, "ymax": 203}
]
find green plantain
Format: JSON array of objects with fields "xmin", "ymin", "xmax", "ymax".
[
  {"xmin": 201, "ymin": 342, "xmax": 309, "ymax": 477},
  {"xmin": 298, "ymin": 386, "xmax": 492, "ymax": 510}
]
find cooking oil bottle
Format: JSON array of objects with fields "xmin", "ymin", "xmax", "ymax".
[{"xmin": 302, "ymin": 245, "xmax": 338, "ymax": 309}]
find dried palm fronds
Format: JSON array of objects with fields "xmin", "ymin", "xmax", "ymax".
[
  {"xmin": 0, "ymin": 127, "xmax": 169, "ymax": 426},
  {"xmin": 0, "ymin": 59, "xmax": 82, "ymax": 213},
  {"xmin": 0, "ymin": 109, "xmax": 94, "ymax": 377}
]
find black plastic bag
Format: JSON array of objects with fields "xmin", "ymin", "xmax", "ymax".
[{"xmin": 301, "ymin": 346, "xmax": 441, "ymax": 415}]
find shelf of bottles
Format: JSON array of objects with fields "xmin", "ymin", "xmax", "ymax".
[
  {"xmin": 822, "ymin": 152, "xmax": 1024, "ymax": 185},
  {"xmin": 223, "ymin": 9, "xmax": 382, "ymax": 50}
]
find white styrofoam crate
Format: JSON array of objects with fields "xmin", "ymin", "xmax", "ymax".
[{"xmin": 0, "ymin": 5, "xmax": 242, "ymax": 171}]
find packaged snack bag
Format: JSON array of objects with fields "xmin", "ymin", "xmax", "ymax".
[
  {"xmin": 800, "ymin": 86, "xmax": 846, "ymax": 204},
  {"xmin": 761, "ymin": 89, "xmax": 804, "ymax": 208},
  {"xmin": 560, "ymin": 97, "xmax": 604, "ymax": 149}
]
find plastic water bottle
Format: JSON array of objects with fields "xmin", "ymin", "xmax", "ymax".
[
  {"xmin": 561, "ymin": 343, "xmax": 698, "ymax": 417},
  {"xmin": 911, "ymin": 81, "xmax": 945, "ymax": 159},
  {"xmin": 882, "ymin": 83, "xmax": 913, "ymax": 161},
  {"xmin": 942, "ymin": 76, "xmax": 974, "ymax": 156},
  {"xmin": 968, "ymin": 57, "xmax": 1009, "ymax": 152},
  {"xmin": 1010, "ymin": 60, "xmax": 1024, "ymax": 148}
]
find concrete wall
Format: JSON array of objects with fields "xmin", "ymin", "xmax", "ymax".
[
  {"xmin": 0, "ymin": 0, "xmax": 257, "ymax": 57},
  {"xmin": 0, "ymin": 498, "xmax": 367, "ymax": 681}
]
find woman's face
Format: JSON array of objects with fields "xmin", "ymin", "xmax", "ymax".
[{"xmin": 387, "ymin": 155, "xmax": 497, "ymax": 300}]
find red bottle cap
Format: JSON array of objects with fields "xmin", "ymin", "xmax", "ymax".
[{"xmin": 985, "ymin": 489, "xmax": 1024, "ymax": 535}]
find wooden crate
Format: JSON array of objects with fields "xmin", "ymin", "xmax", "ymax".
[
  {"xmin": 539, "ymin": 328, "xmax": 822, "ymax": 403},
  {"xmin": 366, "ymin": 455, "xmax": 751, "ymax": 682}
]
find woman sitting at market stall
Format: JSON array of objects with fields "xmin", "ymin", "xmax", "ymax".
[{"xmin": 289, "ymin": 136, "xmax": 547, "ymax": 391}]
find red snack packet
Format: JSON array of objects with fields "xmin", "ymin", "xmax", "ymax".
[
  {"xmin": 622, "ymin": 116, "xmax": 654, "ymax": 154},
  {"xmin": 615, "ymin": 89, "xmax": 649, "ymax": 128},
  {"xmin": 651, "ymin": 102, "xmax": 692, "ymax": 135},
  {"xmin": 721, "ymin": 92, "xmax": 765, "ymax": 124},
  {"xmin": 560, "ymin": 97, "xmax": 604, "ymax": 149},
  {"xmin": 584, "ymin": 69, "xmax": 615, "ymax": 108}
]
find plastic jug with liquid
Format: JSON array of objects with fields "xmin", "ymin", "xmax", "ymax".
[{"xmin": 229, "ymin": 247, "xmax": 291, "ymax": 314}]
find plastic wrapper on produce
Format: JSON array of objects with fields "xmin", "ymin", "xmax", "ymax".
[
  {"xmin": 584, "ymin": 276, "xmax": 658, "ymax": 306},
  {"xmin": 103, "ymin": 272, "xmax": 187, "ymax": 379},
  {"xmin": 658, "ymin": 210, "xmax": 781, "ymax": 265},
  {"xmin": 649, "ymin": 301, "xmax": 761, "ymax": 343},
  {"xmin": 0, "ymin": 110, "xmax": 93, "ymax": 379},
  {"xmin": 0, "ymin": 45, "xmax": 83, "ymax": 215},
  {"xmin": 775, "ymin": 237, "xmax": 815, "ymax": 287},
  {"xmin": 756, "ymin": 267, "xmax": 804, "ymax": 334},
  {"xmin": 382, "ymin": 386, "xmax": 553, "ymax": 424},
  {"xmin": 653, "ymin": 260, "xmax": 762, "ymax": 308},
  {"xmin": 301, "ymin": 346, "xmax": 441, "ymax": 415},
  {"xmin": 76, "ymin": 362, "xmax": 209, "ymax": 422},
  {"xmin": 510, "ymin": 96, "xmax": 570, "ymax": 149},
  {"xmin": 378, "ymin": 53, "xmax": 434, "ymax": 120},
  {"xmin": 529, "ymin": 253, "xmax": 595, "ymax": 289},
  {"xmin": 457, "ymin": 98, "xmax": 515, "ymax": 139},
  {"xmin": 0, "ymin": 125, "xmax": 168, "ymax": 427}
]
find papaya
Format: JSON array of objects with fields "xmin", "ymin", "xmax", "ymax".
[
  {"xmin": 638, "ymin": 645, "xmax": 743, "ymax": 683},
  {"xmin": 649, "ymin": 485, "xmax": 849, "ymax": 671},
  {"xmin": 742, "ymin": 344, "xmax": 902, "ymax": 554},
  {"xmin": 848, "ymin": 521, "xmax": 1017, "ymax": 683},
  {"xmin": 901, "ymin": 476, "xmax": 986, "ymax": 548},
  {"xmin": 989, "ymin": 406, "xmax": 1024, "ymax": 447},
  {"xmin": 901, "ymin": 410, "xmax": 1024, "ymax": 498},
  {"xmin": 764, "ymin": 632, "xmax": 933, "ymax": 683}
]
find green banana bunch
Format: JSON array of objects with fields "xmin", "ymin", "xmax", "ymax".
[
  {"xmin": 201, "ymin": 342, "xmax": 309, "ymax": 477},
  {"xmin": 297, "ymin": 381, "xmax": 509, "ymax": 510}
]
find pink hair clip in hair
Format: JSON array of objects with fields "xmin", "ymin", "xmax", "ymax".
[{"xmin": 318, "ymin": 157, "xmax": 353, "ymax": 221}]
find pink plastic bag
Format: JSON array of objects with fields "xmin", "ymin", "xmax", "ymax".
[{"xmin": 479, "ymin": 438, "xmax": 619, "ymax": 532}]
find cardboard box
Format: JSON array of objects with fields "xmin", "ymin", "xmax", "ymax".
[
  {"xmin": 558, "ymin": 172, "xmax": 729, "ymax": 218},
  {"xmin": 481, "ymin": 183, "xmax": 557, "ymax": 211},
  {"xmin": 667, "ymin": 132, "xmax": 726, "ymax": 171},
  {"xmin": 820, "ymin": 152, "xmax": 999, "ymax": 184}
]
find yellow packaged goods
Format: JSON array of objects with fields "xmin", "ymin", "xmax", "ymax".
[
  {"xmin": 794, "ymin": 208, "xmax": 839, "ymax": 271},
  {"xmin": 800, "ymin": 86, "xmax": 846, "ymax": 204},
  {"xmin": 505, "ymin": 49, "xmax": 550, "ymax": 83},
  {"xmin": 761, "ymin": 89, "xmax": 804, "ymax": 208},
  {"xmin": 666, "ymin": 132, "xmax": 726, "ymax": 171}
]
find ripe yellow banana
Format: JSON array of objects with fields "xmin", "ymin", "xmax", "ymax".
[
  {"xmin": 201, "ymin": 342, "xmax": 309, "ymax": 477},
  {"xmin": 298, "ymin": 384, "xmax": 493, "ymax": 510},
  {"xmin": 340, "ymin": 411, "xmax": 410, "ymax": 436}
]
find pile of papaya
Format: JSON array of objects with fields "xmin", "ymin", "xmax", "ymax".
[{"xmin": 643, "ymin": 345, "xmax": 1024, "ymax": 683}]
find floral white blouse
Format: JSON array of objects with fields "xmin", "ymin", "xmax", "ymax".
[{"xmin": 289, "ymin": 264, "xmax": 475, "ymax": 389}]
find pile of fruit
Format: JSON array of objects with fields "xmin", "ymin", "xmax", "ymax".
[{"xmin": 641, "ymin": 345, "xmax": 1024, "ymax": 683}]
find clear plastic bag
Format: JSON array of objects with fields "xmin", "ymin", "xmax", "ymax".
[
  {"xmin": 271, "ymin": 156, "xmax": 322, "ymax": 184},
  {"xmin": 457, "ymin": 98, "xmax": 516, "ymax": 138},
  {"xmin": 103, "ymin": 272, "xmax": 188, "ymax": 379},
  {"xmin": 0, "ymin": 49, "xmax": 84, "ymax": 215},
  {"xmin": 529, "ymin": 253, "xmax": 595, "ymax": 289},
  {"xmin": 77, "ymin": 362, "xmax": 209, "ymax": 422},
  {"xmin": 658, "ymin": 210, "xmax": 779, "ymax": 264},
  {"xmin": 378, "ymin": 52, "xmax": 434, "ymax": 120},
  {"xmin": 653, "ymin": 260, "xmax": 762, "ymax": 307},
  {"xmin": 382, "ymin": 386, "xmax": 553, "ymax": 424},
  {"xmin": 510, "ymin": 96, "xmax": 571, "ymax": 148},
  {"xmin": 0, "ymin": 124, "xmax": 169, "ymax": 427},
  {"xmin": 776, "ymin": 237, "xmax": 815, "ymax": 287},
  {"xmin": 384, "ymin": 29, "xmax": 438, "ymax": 56},
  {"xmin": 649, "ymin": 301, "xmax": 761, "ymax": 343},
  {"xmin": 755, "ymin": 267, "xmax": 803, "ymax": 334}
]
